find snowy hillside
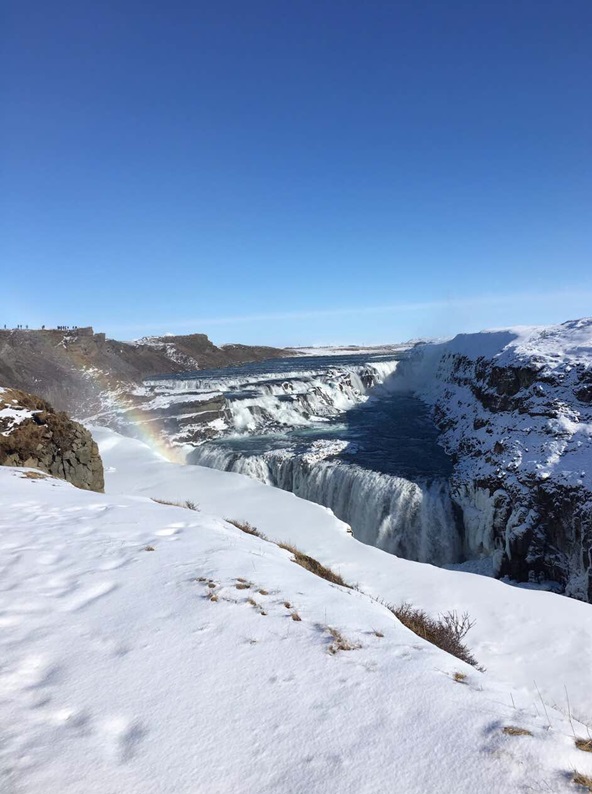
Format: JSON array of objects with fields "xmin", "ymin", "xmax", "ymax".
[{"xmin": 2, "ymin": 428, "xmax": 592, "ymax": 792}]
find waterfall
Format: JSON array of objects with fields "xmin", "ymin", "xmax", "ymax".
[
  {"xmin": 144, "ymin": 352, "xmax": 463, "ymax": 569},
  {"xmin": 145, "ymin": 361, "xmax": 396, "ymax": 394},
  {"xmin": 145, "ymin": 360, "xmax": 399, "ymax": 436},
  {"xmin": 190, "ymin": 444, "xmax": 462, "ymax": 566}
]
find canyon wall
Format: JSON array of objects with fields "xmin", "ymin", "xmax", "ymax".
[{"xmin": 394, "ymin": 319, "xmax": 592, "ymax": 600}]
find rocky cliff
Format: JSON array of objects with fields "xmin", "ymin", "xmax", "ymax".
[
  {"xmin": 0, "ymin": 327, "xmax": 288, "ymax": 417},
  {"xmin": 0, "ymin": 387, "xmax": 104, "ymax": 491},
  {"xmin": 395, "ymin": 319, "xmax": 592, "ymax": 600}
]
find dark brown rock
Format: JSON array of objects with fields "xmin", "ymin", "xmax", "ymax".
[{"xmin": 0, "ymin": 387, "xmax": 104, "ymax": 492}]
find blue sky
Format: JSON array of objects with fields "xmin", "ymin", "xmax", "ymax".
[{"xmin": 3, "ymin": 0, "xmax": 591, "ymax": 345}]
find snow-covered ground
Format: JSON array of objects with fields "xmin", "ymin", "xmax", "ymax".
[
  {"xmin": 2, "ymin": 426, "xmax": 592, "ymax": 793},
  {"xmin": 0, "ymin": 388, "xmax": 38, "ymax": 435}
]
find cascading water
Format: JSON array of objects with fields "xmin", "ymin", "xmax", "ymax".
[
  {"xmin": 140, "ymin": 351, "xmax": 463, "ymax": 567},
  {"xmin": 145, "ymin": 358, "xmax": 398, "ymax": 434},
  {"xmin": 190, "ymin": 441, "xmax": 461, "ymax": 565}
]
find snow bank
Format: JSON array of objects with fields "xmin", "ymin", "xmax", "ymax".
[
  {"xmin": 2, "ymin": 428, "xmax": 592, "ymax": 792},
  {"xmin": 96, "ymin": 428, "xmax": 592, "ymax": 724}
]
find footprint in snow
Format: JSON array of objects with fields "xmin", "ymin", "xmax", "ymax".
[
  {"xmin": 98, "ymin": 556, "xmax": 129, "ymax": 571},
  {"xmin": 62, "ymin": 581, "xmax": 117, "ymax": 612},
  {"xmin": 0, "ymin": 553, "xmax": 22, "ymax": 575},
  {"xmin": 0, "ymin": 654, "xmax": 59, "ymax": 694},
  {"xmin": 0, "ymin": 614, "xmax": 24, "ymax": 629},
  {"xmin": 47, "ymin": 707, "xmax": 91, "ymax": 734},
  {"xmin": 100, "ymin": 716, "xmax": 146, "ymax": 763},
  {"xmin": 36, "ymin": 552, "xmax": 63, "ymax": 566},
  {"xmin": 90, "ymin": 633, "xmax": 131, "ymax": 658},
  {"xmin": 155, "ymin": 526, "xmax": 182, "ymax": 537}
]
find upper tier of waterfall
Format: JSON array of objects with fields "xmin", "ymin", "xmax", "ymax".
[{"xmin": 132, "ymin": 352, "xmax": 404, "ymax": 444}]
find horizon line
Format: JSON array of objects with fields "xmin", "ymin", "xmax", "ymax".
[{"xmin": 105, "ymin": 288, "xmax": 592, "ymax": 337}]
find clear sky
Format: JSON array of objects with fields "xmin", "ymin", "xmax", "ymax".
[{"xmin": 2, "ymin": 0, "xmax": 591, "ymax": 345}]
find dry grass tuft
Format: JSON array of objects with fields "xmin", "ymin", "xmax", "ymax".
[
  {"xmin": 152, "ymin": 497, "xmax": 199, "ymax": 511},
  {"xmin": 21, "ymin": 470, "xmax": 48, "ymax": 480},
  {"xmin": 235, "ymin": 582, "xmax": 251, "ymax": 590},
  {"xmin": 144, "ymin": 545, "xmax": 155, "ymax": 552},
  {"xmin": 326, "ymin": 626, "xmax": 361, "ymax": 655},
  {"xmin": 279, "ymin": 543, "xmax": 351, "ymax": 588},
  {"xmin": 502, "ymin": 726, "xmax": 532, "ymax": 737},
  {"xmin": 257, "ymin": 589, "xmax": 269, "ymax": 596},
  {"xmin": 573, "ymin": 772, "xmax": 592, "ymax": 791},
  {"xmin": 283, "ymin": 601, "xmax": 292, "ymax": 609},
  {"xmin": 453, "ymin": 672, "xmax": 467, "ymax": 683},
  {"xmin": 226, "ymin": 518, "xmax": 264, "ymax": 538},
  {"xmin": 372, "ymin": 629, "xmax": 384, "ymax": 638},
  {"xmin": 391, "ymin": 603, "xmax": 480, "ymax": 668},
  {"xmin": 245, "ymin": 597, "xmax": 267, "ymax": 616},
  {"xmin": 576, "ymin": 739, "xmax": 592, "ymax": 753},
  {"xmin": 291, "ymin": 612, "xmax": 302, "ymax": 622},
  {"xmin": 208, "ymin": 593, "xmax": 219, "ymax": 602},
  {"xmin": 207, "ymin": 582, "xmax": 217, "ymax": 589}
]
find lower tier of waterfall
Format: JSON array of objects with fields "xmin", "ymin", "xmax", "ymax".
[{"xmin": 190, "ymin": 441, "xmax": 462, "ymax": 566}]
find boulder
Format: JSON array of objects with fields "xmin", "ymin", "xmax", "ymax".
[{"xmin": 0, "ymin": 387, "xmax": 104, "ymax": 492}]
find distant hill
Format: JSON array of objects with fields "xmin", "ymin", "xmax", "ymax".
[{"xmin": 0, "ymin": 327, "xmax": 289, "ymax": 416}]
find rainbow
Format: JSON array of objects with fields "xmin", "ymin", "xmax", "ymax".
[{"xmin": 82, "ymin": 368, "xmax": 190, "ymax": 464}]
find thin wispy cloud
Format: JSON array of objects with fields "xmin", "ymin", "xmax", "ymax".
[{"xmin": 110, "ymin": 289, "xmax": 592, "ymax": 335}]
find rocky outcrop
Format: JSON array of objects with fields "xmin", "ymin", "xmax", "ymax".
[
  {"xmin": 135, "ymin": 334, "xmax": 288, "ymax": 374},
  {"xmin": 393, "ymin": 319, "xmax": 592, "ymax": 601},
  {"xmin": 0, "ymin": 387, "xmax": 104, "ymax": 492},
  {"xmin": 0, "ymin": 327, "xmax": 290, "ymax": 417}
]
